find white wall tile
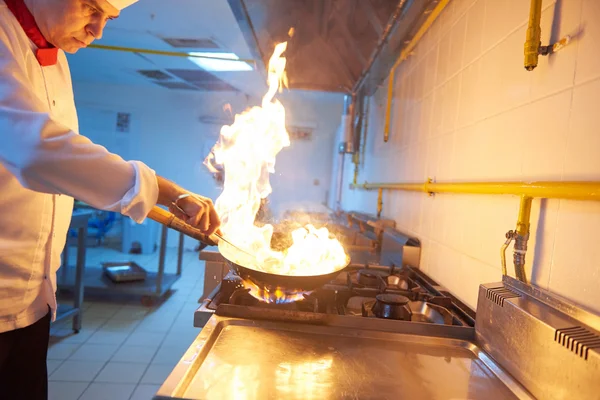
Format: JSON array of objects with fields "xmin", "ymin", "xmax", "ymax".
[
  {"xmin": 457, "ymin": 60, "xmax": 482, "ymax": 128},
  {"xmin": 550, "ymin": 200, "xmax": 600, "ymax": 313},
  {"xmin": 482, "ymin": 0, "xmax": 529, "ymax": 52},
  {"xmin": 459, "ymin": 255, "xmax": 503, "ymax": 308},
  {"xmin": 437, "ymin": 35, "xmax": 452, "ymax": 86},
  {"xmin": 521, "ymin": 90, "xmax": 571, "ymax": 180},
  {"xmin": 526, "ymin": 198, "xmax": 560, "ymax": 289},
  {"xmin": 423, "ymin": 48, "xmax": 439, "ymax": 97},
  {"xmin": 435, "ymin": 133, "xmax": 456, "ymax": 182},
  {"xmin": 575, "ymin": 0, "xmax": 600, "ymax": 84},
  {"xmin": 564, "ymin": 78, "xmax": 600, "ymax": 179},
  {"xmin": 340, "ymin": 0, "xmax": 599, "ymax": 311},
  {"xmin": 452, "ymin": 0, "xmax": 478, "ymax": 25},
  {"xmin": 441, "ymin": 76, "xmax": 462, "ymax": 134},
  {"xmin": 472, "ymin": 196, "xmax": 519, "ymax": 270},
  {"xmin": 498, "ymin": 27, "xmax": 533, "ymax": 112},
  {"xmin": 463, "ymin": 0, "xmax": 486, "ymax": 68},
  {"xmin": 447, "ymin": 15, "xmax": 468, "ymax": 79}
]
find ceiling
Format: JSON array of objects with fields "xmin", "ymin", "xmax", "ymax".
[
  {"xmin": 67, "ymin": 0, "xmax": 268, "ymax": 98},
  {"xmin": 69, "ymin": 0, "xmax": 437, "ymax": 97}
]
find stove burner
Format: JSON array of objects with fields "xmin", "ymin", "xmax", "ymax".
[
  {"xmin": 376, "ymin": 293, "xmax": 410, "ymax": 305},
  {"xmin": 371, "ymin": 293, "xmax": 413, "ymax": 321},
  {"xmin": 357, "ymin": 269, "xmax": 387, "ymax": 287},
  {"xmin": 387, "ymin": 275, "xmax": 410, "ymax": 290},
  {"xmin": 204, "ymin": 266, "xmax": 474, "ymax": 328}
]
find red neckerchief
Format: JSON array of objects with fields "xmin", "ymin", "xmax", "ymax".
[{"xmin": 5, "ymin": 0, "xmax": 58, "ymax": 66}]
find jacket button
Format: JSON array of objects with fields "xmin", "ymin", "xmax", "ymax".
[{"xmin": 52, "ymin": 100, "xmax": 56, "ymax": 106}]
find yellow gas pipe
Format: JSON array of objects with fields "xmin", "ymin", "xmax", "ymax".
[
  {"xmin": 524, "ymin": 0, "xmax": 543, "ymax": 70},
  {"xmin": 355, "ymin": 181, "xmax": 600, "ymax": 200},
  {"xmin": 353, "ymin": 180, "xmax": 600, "ymax": 282},
  {"xmin": 383, "ymin": 0, "xmax": 452, "ymax": 142},
  {"xmin": 87, "ymin": 44, "xmax": 257, "ymax": 65},
  {"xmin": 377, "ymin": 188, "xmax": 383, "ymax": 218},
  {"xmin": 383, "ymin": 69, "xmax": 395, "ymax": 143}
]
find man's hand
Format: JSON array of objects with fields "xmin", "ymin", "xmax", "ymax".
[
  {"xmin": 169, "ymin": 194, "xmax": 220, "ymax": 236},
  {"xmin": 156, "ymin": 176, "xmax": 221, "ymax": 236}
]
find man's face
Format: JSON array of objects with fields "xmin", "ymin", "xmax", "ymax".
[{"xmin": 39, "ymin": 0, "xmax": 120, "ymax": 53}]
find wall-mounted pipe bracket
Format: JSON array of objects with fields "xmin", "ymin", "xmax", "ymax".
[
  {"xmin": 377, "ymin": 188, "xmax": 383, "ymax": 218},
  {"xmin": 524, "ymin": 0, "xmax": 572, "ymax": 71},
  {"xmin": 427, "ymin": 178, "xmax": 435, "ymax": 197},
  {"xmin": 501, "ymin": 230, "xmax": 516, "ymax": 276}
]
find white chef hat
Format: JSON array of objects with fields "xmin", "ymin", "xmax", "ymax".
[{"xmin": 106, "ymin": 0, "xmax": 138, "ymax": 10}]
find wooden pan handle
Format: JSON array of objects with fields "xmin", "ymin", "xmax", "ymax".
[{"xmin": 147, "ymin": 206, "xmax": 217, "ymax": 246}]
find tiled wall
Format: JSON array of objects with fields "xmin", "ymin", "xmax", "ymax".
[{"xmin": 339, "ymin": 0, "xmax": 600, "ymax": 312}]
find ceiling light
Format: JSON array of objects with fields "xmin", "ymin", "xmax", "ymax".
[{"xmin": 188, "ymin": 52, "xmax": 253, "ymax": 72}]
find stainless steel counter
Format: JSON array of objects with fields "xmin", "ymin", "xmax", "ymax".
[{"xmin": 155, "ymin": 314, "xmax": 532, "ymax": 400}]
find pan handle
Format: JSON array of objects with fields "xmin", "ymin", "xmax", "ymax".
[{"xmin": 147, "ymin": 206, "xmax": 218, "ymax": 246}]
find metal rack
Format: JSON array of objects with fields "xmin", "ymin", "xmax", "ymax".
[
  {"xmin": 58, "ymin": 220, "xmax": 184, "ymax": 307},
  {"xmin": 55, "ymin": 209, "xmax": 91, "ymax": 332}
]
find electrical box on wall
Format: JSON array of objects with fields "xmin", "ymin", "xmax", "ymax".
[
  {"xmin": 116, "ymin": 112, "xmax": 131, "ymax": 133},
  {"xmin": 287, "ymin": 126, "xmax": 313, "ymax": 140}
]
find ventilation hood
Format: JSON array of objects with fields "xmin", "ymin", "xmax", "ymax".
[{"xmin": 228, "ymin": 0, "xmax": 438, "ymax": 94}]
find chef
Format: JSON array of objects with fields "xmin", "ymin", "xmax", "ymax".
[{"xmin": 0, "ymin": 0, "xmax": 220, "ymax": 398}]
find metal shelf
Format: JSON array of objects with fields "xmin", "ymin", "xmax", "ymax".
[
  {"xmin": 58, "ymin": 224, "xmax": 185, "ymax": 305},
  {"xmin": 58, "ymin": 266, "xmax": 180, "ymax": 300}
]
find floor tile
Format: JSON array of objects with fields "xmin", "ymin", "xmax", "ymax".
[
  {"xmin": 130, "ymin": 384, "xmax": 161, "ymax": 400},
  {"xmin": 124, "ymin": 331, "xmax": 166, "ymax": 347},
  {"xmin": 141, "ymin": 363, "xmax": 175, "ymax": 385},
  {"xmin": 77, "ymin": 317, "xmax": 110, "ymax": 330},
  {"xmin": 151, "ymin": 345, "xmax": 187, "ymax": 366},
  {"xmin": 87, "ymin": 330, "xmax": 130, "ymax": 345},
  {"xmin": 95, "ymin": 361, "xmax": 147, "ymax": 384},
  {"xmin": 111, "ymin": 344, "xmax": 159, "ymax": 363},
  {"xmin": 135, "ymin": 318, "xmax": 173, "ymax": 333},
  {"xmin": 50, "ymin": 328, "xmax": 96, "ymax": 344},
  {"xmin": 102, "ymin": 318, "xmax": 141, "ymax": 332},
  {"xmin": 54, "ymin": 245, "xmax": 202, "ymax": 392},
  {"xmin": 50, "ymin": 360, "xmax": 105, "ymax": 382},
  {"xmin": 47, "ymin": 343, "xmax": 80, "ymax": 360},
  {"xmin": 69, "ymin": 343, "xmax": 119, "ymax": 362},
  {"xmin": 47, "ymin": 359, "xmax": 63, "ymax": 375},
  {"xmin": 112, "ymin": 306, "xmax": 151, "ymax": 320},
  {"xmin": 48, "ymin": 381, "xmax": 89, "ymax": 400},
  {"xmin": 84, "ymin": 304, "xmax": 121, "ymax": 318},
  {"xmin": 161, "ymin": 328, "xmax": 199, "ymax": 347},
  {"xmin": 79, "ymin": 382, "xmax": 136, "ymax": 400}
]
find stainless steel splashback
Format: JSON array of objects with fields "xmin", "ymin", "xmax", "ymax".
[{"xmin": 476, "ymin": 276, "xmax": 600, "ymax": 400}]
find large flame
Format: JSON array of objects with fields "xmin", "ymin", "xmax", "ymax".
[
  {"xmin": 205, "ymin": 41, "xmax": 348, "ymax": 276},
  {"xmin": 242, "ymin": 279, "xmax": 310, "ymax": 304}
]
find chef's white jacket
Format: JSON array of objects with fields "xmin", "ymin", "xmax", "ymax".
[{"xmin": 0, "ymin": 2, "xmax": 159, "ymax": 333}]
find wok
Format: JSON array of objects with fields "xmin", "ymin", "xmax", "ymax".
[
  {"xmin": 147, "ymin": 206, "xmax": 350, "ymax": 292},
  {"xmin": 218, "ymin": 237, "xmax": 350, "ymax": 293}
]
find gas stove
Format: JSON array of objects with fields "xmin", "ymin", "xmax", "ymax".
[
  {"xmin": 155, "ymin": 223, "xmax": 600, "ymax": 399},
  {"xmin": 195, "ymin": 264, "xmax": 475, "ymax": 328}
]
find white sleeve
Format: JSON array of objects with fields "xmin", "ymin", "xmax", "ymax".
[{"xmin": 0, "ymin": 18, "xmax": 158, "ymax": 223}]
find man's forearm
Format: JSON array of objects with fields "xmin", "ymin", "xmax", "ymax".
[{"xmin": 156, "ymin": 175, "xmax": 186, "ymax": 207}]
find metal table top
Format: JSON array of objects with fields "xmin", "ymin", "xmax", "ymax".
[{"xmin": 155, "ymin": 313, "xmax": 532, "ymax": 400}]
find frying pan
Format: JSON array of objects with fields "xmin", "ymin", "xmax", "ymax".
[
  {"xmin": 219, "ymin": 239, "xmax": 350, "ymax": 292},
  {"xmin": 228, "ymin": 259, "xmax": 349, "ymax": 292},
  {"xmin": 148, "ymin": 206, "xmax": 350, "ymax": 292}
]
